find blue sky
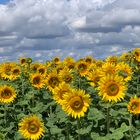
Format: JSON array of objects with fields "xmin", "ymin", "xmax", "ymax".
[
  {"xmin": 0, "ymin": 0, "xmax": 139, "ymax": 62},
  {"xmin": 0, "ymin": 0, "xmax": 9, "ymax": 4}
]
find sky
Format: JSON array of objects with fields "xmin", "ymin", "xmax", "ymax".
[{"xmin": 0, "ymin": 0, "xmax": 140, "ymax": 62}]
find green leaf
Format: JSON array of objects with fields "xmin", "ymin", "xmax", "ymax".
[
  {"xmin": 50, "ymin": 125, "xmax": 62, "ymax": 134},
  {"xmin": 88, "ymin": 107, "xmax": 104, "ymax": 126},
  {"xmin": 76, "ymin": 125, "xmax": 92, "ymax": 135}
]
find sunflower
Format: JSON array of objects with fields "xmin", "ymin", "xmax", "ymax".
[
  {"xmin": 100, "ymin": 62, "xmax": 117, "ymax": 76},
  {"xmin": 52, "ymin": 82, "xmax": 72, "ymax": 105},
  {"xmin": 46, "ymin": 71, "xmax": 61, "ymax": 91},
  {"xmin": 18, "ymin": 115, "xmax": 45, "ymax": 140},
  {"xmin": 84, "ymin": 56, "xmax": 94, "ymax": 66},
  {"xmin": 97, "ymin": 75, "xmax": 127, "ymax": 102},
  {"xmin": 30, "ymin": 63, "xmax": 41, "ymax": 73},
  {"xmin": 37, "ymin": 65, "xmax": 46, "ymax": 76},
  {"xmin": 0, "ymin": 85, "xmax": 17, "ymax": 104},
  {"xmin": 127, "ymin": 95, "xmax": 140, "ymax": 115},
  {"xmin": 52, "ymin": 56, "xmax": 61, "ymax": 65},
  {"xmin": 62, "ymin": 89, "xmax": 90, "ymax": 118},
  {"xmin": 105, "ymin": 56, "xmax": 119, "ymax": 65},
  {"xmin": 116, "ymin": 62, "xmax": 133, "ymax": 82},
  {"xmin": 30, "ymin": 73, "xmax": 45, "ymax": 89},
  {"xmin": 59, "ymin": 68, "xmax": 73, "ymax": 84},
  {"xmin": 120, "ymin": 52, "xmax": 132, "ymax": 62},
  {"xmin": 11, "ymin": 66, "xmax": 21, "ymax": 80},
  {"xmin": 86, "ymin": 68, "xmax": 102, "ymax": 87},
  {"xmin": 76, "ymin": 60, "xmax": 89, "ymax": 76},
  {"xmin": 133, "ymin": 48, "xmax": 140, "ymax": 62},
  {"xmin": 0, "ymin": 62, "xmax": 17, "ymax": 80},
  {"xmin": 19, "ymin": 57, "xmax": 27, "ymax": 66},
  {"xmin": 95, "ymin": 60, "xmax": 104, "ymax": 67}
]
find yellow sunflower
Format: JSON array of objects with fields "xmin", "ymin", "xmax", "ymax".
[
  {"xmin": 87, "ymin": 68, "xmax": 102, "ymax": 87},
  {"xmin": 100, "ymin": 62, "xmax": 117, "ymax": 76},
  {"xmin": 52, "ymin": 56, "xmax": 61, "ymax": 65},
  {"xmin": 84, "ymin": 56, "xmax": 94, "ymax": 66},
  {"xmin": 52, "ymin": 82, "xmax": 72, "ymax": 105},
  {"xmin": 76, "ymin": 60, "xmax": 89, "ymax": 76},
  {"xmin": 37, "ymin": 65, "xmax": 46, "ymax": 76},
  {"xmin": 97, "ymin": 75, "xmax": 126, "ymax": 102},
  {"xmin": 0, "ymin": 85, "xmax": 17, "ymax": 104},
  {"xmin": 0, "ymin": 62, "xmax": 17, "ymax": 80},
  {"xmin": 19, "ymin": 57, "xmax": 27, "ymax": 66},
  {"xmin": 30, "ymin": 63, "xmax": 41, "ymax": 73},
  {"xmin": 45, "ymin": 71, "xmax": 61, "ymax": 91},
  {"xmin": 133, "ymin": 48, "xmax": 140, "ymax": 62},
  {"xmin": 62, "ymin": 89, "xmax": 90, "ymax": 118},
  {"xmin": 11, "ymin": 66, "xmax": 21, "ymax": 80},
  {"xmin": 105, "ymin": 56, "xmax": 119, "ymax": 65},
  {"xmin": 59, "ymin": 68, "xmax": 73, "ymax": 84},
  {"xmin": 30, "ymin": 73, "xmax": 45, "ymax": 89},
  {"xmin": 127, "ymin": 95, "xmax": 140, "ymax": 115},
  {"xmin": 18, "ymin": 115, "xmax": 45, "ymax": 140},
  {"xmin": 116, "ymin": 62, "xmax": 133, "ymax": 82}
]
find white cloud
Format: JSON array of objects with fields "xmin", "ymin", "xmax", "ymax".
[{"xmin": 0, "ymin": 0, "xmax": 139, "ymax": 62}]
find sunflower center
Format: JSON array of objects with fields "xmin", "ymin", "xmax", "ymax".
[
  {"xmin": 78, "ymin": 63, "xmax": 87, "ymax": 71},
  {"xmin": 85, "ymin": 58, "xmax": 92, "ymax": 63},
  {"xmin": 64, "ymin": 75, "xmax": 72, "ymax": 83},
  {"xmin": 68, "ymin": 64, "xmax": 75, "ymax": 69},
  {"xmin": 38, "ymin": 68, "xmax": 45, "ymax": 74},
  {"xmin": 135, "ymin": 52, "xmax": 140, "ymax": 57},
  {"xmin": 48, "ymin": 77, "xmax": 59, "ymax": 88},
  {"xmin": 131, "ymin": 101, "xmax": 139, "ymax": 110},
  {"xmin": 33, "ymin": 76, "xmax": 41, "ymax": 85},
  {"xmin": 1, "ymin": 88, "xmax": 12, "ymax": 99},
  {"xmin": 13, "ymin": 69, "xmax": 20, "ymax": 75},
  {"xmin": 107, "ymin": 84, "xmax": 119, "ymax": 96},
  {"xmin": 28, "ymin": 122, "xmax": 39, "ymax": 134},
  {"xmin": 21, "ymin": 59, "xmax": 26, "ymax": 64},
  {"xmin": 69, "ymin": 96, "xmax": 84, "ymax": 111}
]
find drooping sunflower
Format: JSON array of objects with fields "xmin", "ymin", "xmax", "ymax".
[
  {"xmin": 127, "ymin": 95, "xmax": 140, "ymax": 115},
  {"xmin": 0, "ymin": 85, "xmax": 17, "ymax": 104},
  {"xmin": 45, "ymin": 71, "xmax": 61, "ymax": 91},
  {"xmin": 76, "ymin": 60, "xmax": 89, "ymax": 76},
  {"xmin": 52, "ymin": 82, "xmax": 72, "ymax": 105},
  {"xmin": 62, "ymin": 89, "xmax": 90, "ymax": 118},
  {"xmin": 97, "ymin": 74, "xmax": 127, "ymax": 102},
  {"xmin": 18, "ymin": 115, "xmax": 45, "ymax": 140},
  {"xmin": 30, "ymin": 73, "xmax": 45, "ymax": 89},
  {"xmin": 133, "ymin": 48, "xmax": 140, "ymax": 62},
  {"xmin": 116, "ymin": 62, "xmax": 133, "ymax": 82}
]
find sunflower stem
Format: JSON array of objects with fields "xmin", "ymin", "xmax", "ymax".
[
  {"xmin": 77, "ymin": 119, "xmax": 81, "ymax": 140},
  {"xmin": 4, "ymin": 105, "xmax": 7, "ymax": 125},
  {"xmin": 129, "ymin": 114, "xmax": 134, "ymax": 140},
  {"xmin": 66, "ymin": 123, "xmax": 70, "ymax": 140},
  {"xmin": 106, "ymin": 105, "xmax": 110, "ymax": 134}
]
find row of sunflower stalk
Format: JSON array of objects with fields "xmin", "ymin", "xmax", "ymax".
[{"xmin": 0, "ymin": 48, "xmax": 140, "ymax": 140}]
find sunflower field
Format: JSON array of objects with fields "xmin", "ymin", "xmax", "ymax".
[{"xmin": 0, "ymin": 48, "xmax": 140, "ymax": 140}]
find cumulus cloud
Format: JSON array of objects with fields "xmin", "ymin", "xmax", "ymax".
[{"xmin": 0, "ymin": 0, "xmax": 139, "ymax": 62}]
